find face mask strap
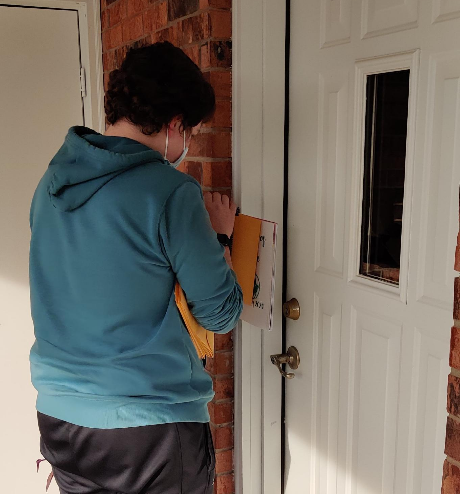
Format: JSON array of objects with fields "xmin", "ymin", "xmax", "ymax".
[
  {"xmin": 164, "ymin": 125, "xmax": 189, "ymax": 168},
  {"xmin": 164, "ymin": 127, "xmax": 169, "ymax": 160}
]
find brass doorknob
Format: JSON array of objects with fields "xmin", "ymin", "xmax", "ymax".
[
  {"xmin": 270, "ymin": 346, "xmax": 300, "ymax": 379},
  {"xmin": 283, "ymin": 298, "xmax": 300, "ymax": 320}
]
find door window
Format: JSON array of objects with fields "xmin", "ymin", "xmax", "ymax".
[{"xmin": 359, "ymin": 70, "xmax": 410, "ymax": 285}]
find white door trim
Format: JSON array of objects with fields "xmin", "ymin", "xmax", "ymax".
[
  {"xmin": 2, "ymin": 0, "xmax": 106, "ymax": 133},
  {"xmin": 232, "ymin": 0, "xmax": 286, "ymax": 492}
]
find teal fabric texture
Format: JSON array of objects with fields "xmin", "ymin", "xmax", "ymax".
[{"xmin": 29, "ymin": 125, "xmax": 243, "ymax": 429}]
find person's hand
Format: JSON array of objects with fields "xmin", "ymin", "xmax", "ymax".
[{"xmin": 203, "ymin": 192, "xmax": 237, "ymax": 237}]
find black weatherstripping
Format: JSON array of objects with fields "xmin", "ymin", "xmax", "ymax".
[{"xmin": 281, "ymin": 0, "xmax": 291, "ymax": 492}]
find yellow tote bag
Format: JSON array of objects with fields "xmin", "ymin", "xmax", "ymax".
[{"xmin": 175, "ymin": 281, "xmax": 214, "ymax": 359}]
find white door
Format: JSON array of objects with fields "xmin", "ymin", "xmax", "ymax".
[
  {"xmin": 0, "ymin": 3, "xmax": 86, "ymax": 491},
  {"xmin": 286, "ymin": 1, "xmax": 460, "ymax": 493}
]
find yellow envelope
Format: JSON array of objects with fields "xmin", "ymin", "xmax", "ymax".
[
  {"xmin": 231, "ymin": 214, "xmax": 261, "ymax": 305},
  {"xmin": 175, "ymin": 281, "xmax": 214, "ymax": 359}
]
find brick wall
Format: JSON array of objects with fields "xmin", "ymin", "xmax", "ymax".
[
  {"xmin": 442, "ymin": 194, "xmax": 460, "ymax": 493},
  {"xmin": 100, "ymin": 1, "xmax": 234, "ymax": 492}
]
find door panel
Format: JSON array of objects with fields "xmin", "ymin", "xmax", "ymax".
[
  {"xmin": 362, "ymin": 0, "xmax": 419, "ymax": 39},
  {"xmin": 316, "ymin": 70, "xmax": 348, "ymax": 277},
  {"xmin": 354, "ymin": 308, "xmax": 402, "ymax": 494},
  {"xmin": 286, "ymin": 1, "xmax": 458, "ymax": 492},
  {"xmin": 414, "ymin": 52, "xmax": 460, "ymax": 308}
]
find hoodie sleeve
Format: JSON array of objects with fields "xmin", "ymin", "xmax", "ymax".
[{"xmin": 158, "ymin": 181, "xmax": 243, "ymax": 334}]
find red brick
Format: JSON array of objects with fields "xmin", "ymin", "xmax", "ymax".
[
  {"xmin": 214, "ymin": 331, "xmax": 233, "ymax": 351},
  {"xmin": 102, "ymin": 30, "xmax": 111, "ymax": 52},
  {"xmin": 381, "ymin": 267, "xmax": 400, "ymax": 283},
  {"xmin": 189, "ymin": 132, "xmax": 231, "ymax": 159},
  {"xmin": 143, "ymin": 2, "xmax": 168, "ymax": 33},
  {"xmin": 114, "ymin": 45, "xmax": 128, "ymax": 68},
  {"xmin": 126, "ymin": 36, "xmax": 151, "ymax": 52},
  {"xmin": 205, "ymin": 100, "xmax": 231, "ymax": 128},
  {"xmin": 207, "ymin": 71, "xmax": 231, "ymax": 99},
  {"xmin": 215, "ymin": 473, "xmax": 234, "ymax": 494},
  {"xmin": 176, "ymin": 13, "xmax": 210, "ymax": 45},
  {"xmin": 208, "ymin": 401, "xmax": 233, "ymax": 425},
  {"xmin": 202, "ymin": 162, "xmax": 232, "ymax": 188},
  {"xmin": 144, "ymin": 33, "xmax": 154, "ymax": 45},
  {"xmin": 212, "ymin": 132, "xmax": 232, "ymax": 157},
  {"xmin": 212, "ymin": 425, "xmax": 233, "ymax": 450},
  {"xmin": 153, "ymin": 27, "xmax": 176, "ymax": 45},
  {"xmin": 201, "ymin": 43, "xmax": 211, "ymax": 69},
  {"xmin": 442, "ymin": 459, "xmax": 460, "ymax": 494},
  {"xmin": 188, "ymin": 133, "xmax": 207, "ymax": 157},
  {"xmin": 448, "ymin": 374, "xmax": 460, "ymax": 417},
  {"xmin": 167, "ymin": 24, "xmax": 180, "ymax": 45},
  {"xmin": 104, "ymin": 24, "xmax": 124, "ymax": 50},
  {"xmin": 455, "ymin": 277, "xmax": 460, "ymax": 321},
  {"xmin": 185, "ymin": 161, "xmax": 203, "ymax": 183},
  {"xmin": 101, "ymin": 0, "xmax": 107, "ymax": 10},
  {"xmin": 108, "ymin": 0, "xmax": 127, "ymax": 26},
  {"xmin": 206, "ymin": 352, "xmax": 233, "ymax": 376},
  {"xmin": 103, "ymin": 72, "xmax": 110, "ymax": 92},
  {"xmin": 216, "ymin": 449, "xmax": 233, "ymax": 474},
  {"xmin": 209, "ymin": 10, "xmax": 232, "ymax": 38},
  {"xmin": 215, "ymin": 351, "xmax": 233, "ymax": 375},
  {"xmin": 103, "ymin": 51, "xmax": 114, "ymax": 72},
  {"xmin": 123, "ymin": 14, "xmax": 144, "ymax": 42},
  {"xmin": 446, "ymin": 416, "xmax": 460, "ymax": 462},
  {"xmin": 205, "ymin": 355, "xmax": 214, "ymax": 373},
  {"xmin": 214, "ymin": 377, "xmax": 234, "ymax": 401},
  {"xmin": 101, "ymin": 9, "xmax": 110, "ymax": 32},
  {"xmin": 169, "ymin": 0, "xmax": 199, "ymax": 21},
  {"xmin": 127, "ymin": 0, "xmax": 148, "ymax": 16},
  {"xmin": 200, "ymin": 0, "xmax": 232, "ymax": 8},
  {"xmin": 184, "ymin": 44, "xmax": 200, "ymax": 66},
  {"xmin": 455, "ymin": 240, "xmax": 460, "ymax": 272},
  {"xmin": 451, "ymin": 327, "xmax": 460, "ymax": 370}
]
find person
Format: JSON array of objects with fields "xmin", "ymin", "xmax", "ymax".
[{"xmin": 29, "ymin": 41, "xmax": 243, "ymax": 494}]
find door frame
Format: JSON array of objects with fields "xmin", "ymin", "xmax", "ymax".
[
  {"xmin": 232, "ymin": 0, "xmax": 286, "ymax": 491},
  {"xmin": 4, "ymin": 0, "xmax": 106, "ymax": 133}
]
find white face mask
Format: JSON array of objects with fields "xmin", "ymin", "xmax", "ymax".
[{"xmin": 164, "ymin": 128, "xmax": 189, "ymax": 168}]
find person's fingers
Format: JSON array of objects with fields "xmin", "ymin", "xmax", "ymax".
[
  {"xmin": 230, "ymin": 201, "xmax": 237, "ymax": 214},
  {"xmin": 222, "ymin": 194, "xmax": 230, "ymax": 207},
  {"xmin": 204, "ymin": 191, "xmax": 212, "ymax": 207},
  {"xmin": 212, "ymin": 192, "xmax": 221, "ymax": 203}
]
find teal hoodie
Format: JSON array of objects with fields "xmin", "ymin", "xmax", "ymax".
[{"xmin": 29, "ymin": 125, "xmax": 243, "ymax": 429}]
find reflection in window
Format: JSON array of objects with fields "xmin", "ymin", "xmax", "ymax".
[{"xmin": 360, "ymin": 70, "xmax": 410, "ymax": 285}]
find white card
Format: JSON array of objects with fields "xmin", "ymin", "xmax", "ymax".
[{"xmin": 240, "ymin": 219, "xmax": 278, "ymax": 330}]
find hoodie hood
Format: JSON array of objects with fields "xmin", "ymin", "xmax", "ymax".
[{"xmin": 47, "ymin": 125, "xmax": 166, "ymax": 211}]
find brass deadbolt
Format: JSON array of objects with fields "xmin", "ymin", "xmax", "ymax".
[{"xmin": 283, "ymin": 298, "xmax": 300, "ymax": 320}]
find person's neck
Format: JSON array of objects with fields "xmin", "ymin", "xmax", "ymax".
[{"xmin": 103, "ymin": 118, "xmax": 165, "ymax": 154}]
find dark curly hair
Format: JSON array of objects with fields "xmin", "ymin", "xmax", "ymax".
[{"xmin": 104, "ymin": 41, "xmax": 216, "ymax": 135}]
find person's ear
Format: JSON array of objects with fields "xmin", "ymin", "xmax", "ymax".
[
  {"xmin": 169, "ymin": 116, "xmax": 183, "ymax": 135},
  {"xmin": 192, "ymin": 122, "xmax": 202, "ymax": 135}
]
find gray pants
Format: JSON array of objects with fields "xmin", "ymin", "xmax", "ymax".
[{"xmin": 37, "ymin": 411, "xmax": 216, "ymax": 494}]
